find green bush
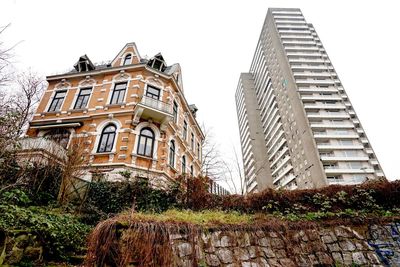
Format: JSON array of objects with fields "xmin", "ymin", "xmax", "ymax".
[
  {"xmin": 83, "ymin": 177, "xmax": 178, "ymax": 223},
  {"xmin": 0, "ymin": 203, "xmax": 91, "ymax": 262}
]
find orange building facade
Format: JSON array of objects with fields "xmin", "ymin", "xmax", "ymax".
[{"xmin": 26, "ymin": 43, "xmax": 204, "ymax": 184}]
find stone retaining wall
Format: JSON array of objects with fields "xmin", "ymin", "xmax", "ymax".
[{"xmin": 162, "ymin": 223, "xmax": 400, "ymax": 266}]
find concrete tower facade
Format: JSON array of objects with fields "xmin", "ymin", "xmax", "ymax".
[{"xmin": 235, "ymin": 8, "xmax": 385, "ymax": 193}]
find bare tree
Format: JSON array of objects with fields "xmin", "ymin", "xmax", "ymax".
[
  {"xmin": 13, "ymin": 71, "xmax": 46, "ymax": 135},
  {"xmin": 0, "ymin": 24, "xmax": 14, "ymax": 86},
  {"xmin": 58, "ymin": 136, "xmax": 90, "ymax": 205},
  {"xmin": 221, "ymin": 146, "xmax": 246, "ymax": 195},
  {"xmin": 200, "ymin": 124, "xmax": 226, "ymax": 181}
]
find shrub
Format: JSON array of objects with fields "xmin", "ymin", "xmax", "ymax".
[
  {"xmin": 83, "ymin": 177, "xmax": 179, "ymax": 222},
  {"xmin": 0, "ymin": 203, "xmax": 91, "ymax": 262}
]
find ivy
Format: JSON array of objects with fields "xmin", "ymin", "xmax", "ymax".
[{"xmin": 0, "ymin": 203, "xmax": 91, "ymax": 262}]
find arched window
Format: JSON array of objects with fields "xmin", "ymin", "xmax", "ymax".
[
  {"xmin": 137, "ymin": 127, "xmax": 155, "ymax": 157},
  {"xmin": 169, "ymin": 140, "xmax": 175, "ymax": 167},
  {"xmin": 190, "ymin": 165, "xmax": 194, "ymax": 176},
  {"xmin": 181, "ymin": 156, "xmax": 186, "ymax": 174},
  {"xmin": 97, "ymin": 124, "xmax": 116, "ymax": 153},
  {"xmin": 123, "ymin": 54, "xmax": 132, "ymax": 65}
]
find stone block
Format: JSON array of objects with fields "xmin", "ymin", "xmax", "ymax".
[
  {"xmin": 201, "ymin": 232, "xmax": 210, "ymax": 244},
  {"xmin": 327, "ymin": 243, "xmax": 340, "ymax": 252},
  {"xmin": 238, "ymin": 232, "xmax": 251, "ymax": 247},
  {"xmin": 261, "ymin": 247, "xmax": 275, "ymax": 258},
  {"xmin": 234, "ymin": 247, "xmax": 250, "ymax": 261},
  {"xmin": 331, "ymin": 252, "xmax": 343, "ymax": 263},
  {"xmin": 255, "ymin": 257, "xmax": 270, "ymax": 267},
  {"xmin": 242, "ymin": 261, "xmax": 258, "ymax": 267},
  {"xmin": 256, "ymin": 231, "xmax": 265, "ymax": 238},
  {"xmin": 220, "ymin": 235, "xmax": 235, "ymax": 247},
  {"xmin": 211, "ymin": 231, "xmax": 222, "ymax": 248},
  {"xmin": 366, "ymin": 251, "xmax": 381, "ymax": 264},
  {"xmin": 248, "ymin": 246, "xmax": 257, "ymax": 258},
  {"xmin": 170, "ymin": 233, "xmax": 184, "ymax": 240},
  {"xmin": 294, "ymin": 254, "xmax": 310, "ymax": 267},
  {"xmin": 352, "ymin": 252, "xmax": 367, "ymax": 265},
  {"xmin": 177, "ymin": 259, "xmax": 192, "ymax": 267},
  {"xmin": 258, "ymin": 237, "xmax": 271, "ymax": 247},
  {"xmin": 321, "ymin": 234, "xmax": 335, "ymax": 244},
  {"xmin": 267, "ymin": 258, "xmax": 281, "ymax": 267},
  {"xmin": 275, "ymin": 249, "xmax": 287, "ymax": 258},
  {"xmin": 343, "ymin": 252, "xmax": 353, "ymax": 265},
  {"xmin": 279, "ymin": 258, "xmax": 296, "ymax": 267},
  {"xmin": 177, "ymin": 242, "xmax": 192, "ymax": 257},
  {"xmin": 216, "ymin": 248, "xmax": 234, "ymax": 264},
  {"xmin": 316, "ymin": 251, "xmax": 333, "ymax": 265},
  {"xmin": 195, "ymin": 244, "xmax": 203, "ymax": 260},
  {"xmin": 308, "ymin": 254, "xmax": 320, "ymax": 265},
  {"xmin": 335, "ymin": 227, "xmax": 352, "ymax": 238},
  {"xmin": 307, "ymin": 230, "xmax": 319, "ymax": 241},
  {"xmin": 270, "ymin": 238, "xmax": 284, "ymax": 249},
  {"xmin": 339, "ymin": 240, "xmax": 356, "ymax": 251},
  {"xmin": 205, "ymin": 253, "xmax": 221, "ymax": 266}
]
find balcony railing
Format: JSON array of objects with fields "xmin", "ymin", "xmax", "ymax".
[
  {"xmin": 17, "ymin": 137, "xmax": 67, "ymax": 161},
  {"xmin": 139, "ymin": 95, "xmax": 172, "ymax": 114}
]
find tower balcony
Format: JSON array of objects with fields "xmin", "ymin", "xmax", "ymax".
[
  {"xmin": 320, "ymin": 156, "xmax": 370, "ymax": 162},
  {"xmin": 301, "ymin": 95, "xmax": 342, "ymax": 101},
  {"xmin": 317, "ymin": 144, "xmax": 364, "ymax": 150},
  {"xmin": 304, "ymin": 103, "xmax": 346, "ymax": 110},
  {"xmin": 291, "ymin": 64, "xmax": 334, "ymax": 71},
  {"xmin": 325, "ymin": 168, "xmax": 375, "ymax": 175},
  {"xmin": 133, "ymin": 95, "xmax": 173, "ymax": 128},
  {"xmin": 310, "ymin": 123, "xmax": 354, "ymax": 129},
  {"xmin": 307, "ymin": 112, "xmax": 350, "ymax": 119},
  {"xmin": 314, "ymin": 133, "xmax": 359, "ymax": 139}
]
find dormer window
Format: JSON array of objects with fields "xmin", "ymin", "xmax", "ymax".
[
  {"xmin": 73, "ymin": 55, "xmax": 95, "ymax": 72},
  {"xmin": 147, "ymin": 53, "xmax": 167, "ymax": 72},
  {"xmin": 123, "ymin": 54, "xmax": 132, "ymax": 65}
]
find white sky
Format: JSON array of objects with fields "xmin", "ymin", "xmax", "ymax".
[{"xmin": 1, "ymin": 0, "xmax": 399, "ymax": 185}]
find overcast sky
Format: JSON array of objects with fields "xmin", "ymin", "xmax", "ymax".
[{"xmin": 1, "ymin": 0, "xmax": 399, "ymax": 184}]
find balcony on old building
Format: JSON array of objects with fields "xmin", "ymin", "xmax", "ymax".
[
  {"xmin": 133, "ymin": 95, "xmax": 173, "ymax": 129},
  {"xmin": 16, "ymin": 137, "xmax": 67, "ymax": 163}
]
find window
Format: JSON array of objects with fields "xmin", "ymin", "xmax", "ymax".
[
  {"xmin": 323, "ymin": 163, "xmax": 337, "ymax": 169},
  {"xmin": 197, "ymin": 142, "xmax": 200, "ymax": 158},
  {"xmin": 183, "ymin": 120, "xmax": 188, "ymax": 140},
  {"xmin": 97, "ymin": 124, "xmax": 116, "ymax": 153},
  {"xmin": 190, "ymin": 165, "xmax": 194, "ymax": 176},
  {"xmin": 169, "ymin": 140, "xmax": 175, "ymax": 167},
  {"xmin": 48, "ymin": 90, "xmax": 67, "ymax": 112},
  {"xmin": 327, "ymin": 175, "xmax": 342, "ymax": 180},
  {"xmin": 74, "ymin": 87, "xmax": 92, "ymax": 109},
  {"xmin": 137, "ymin": 127, "xmax": 155, "ymax": 157},
  {"xmin": 146, "ymin": 85, "xmax": 161, "ymax": 100},
  {"xmin": 110, "ymin": 82, "xmax": 127, "ymax": 104},
  {"xmin": 346, "ymin": 162, "xmax": 363, "ymax": 169},
  {"xmin": 173, "ymin": 101, "xmax": 178, "ymax": 123},
  {"xmin": 181, "ymin": 156, "xmax": 186, "ymax": 174},
  {"xmin": 123, "ymin": 54, "xmax": 132, "ymax": 65},
  {"xmin": 191, "ymin": 133, "xmax": 194, "ymax": 150},
  {"xmin": 338, "ymin": 140, "xmax": 354, "ymax": 145},
  {"xmin": 342, "ymin": 150, "xmax": 359, "ymax": 157}
]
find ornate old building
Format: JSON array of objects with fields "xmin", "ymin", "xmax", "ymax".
[{"xmin": 26, "ymin": 42, "xmax": 204, "ymax": 184}]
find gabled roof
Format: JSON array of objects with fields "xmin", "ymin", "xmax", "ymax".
[{"xmin": 110, "ymin": 42, "xmax": 141, "ymax": 66}]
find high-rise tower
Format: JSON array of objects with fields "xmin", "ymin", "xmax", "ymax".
[{"xmin": 235, "ymin": 8, "xmax": 385, "ymax": 193}]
